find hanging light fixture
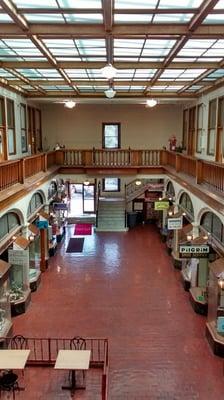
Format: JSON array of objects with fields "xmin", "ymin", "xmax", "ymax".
[
  {"xmin": 83, "ymin": 180, "xmax": 90, "ymax": 186},
  {"xmin": 104, "ymin": 87, "xmax": 116, "ymax": 98},
  {"xmin": 135, "ymin": 180, "xmax": 142, "ymax": 186},
  {"xmin": 101, "ymin": 63, "xmax": 117, "ymax": 80},
  {"xmin": 146, "ymin": 98, "xmax": 158, "ymax": 108},
  {"xmin": 64, "ymin": 100, "xmax": 76, "ymax": 109}
]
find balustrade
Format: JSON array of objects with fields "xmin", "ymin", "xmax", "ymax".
[{"xmin": 0, "ymin": 149, "xmax": 224, "ymax": 200}]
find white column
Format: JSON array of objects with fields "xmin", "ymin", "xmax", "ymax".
[{"xmin": 192, "ymin": 222, "xmax": 200, "ymax": 239}]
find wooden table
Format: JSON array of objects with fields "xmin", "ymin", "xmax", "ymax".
[{"xmin": 54, "ymin": 350, "xmax": 91, "ymax": 396}]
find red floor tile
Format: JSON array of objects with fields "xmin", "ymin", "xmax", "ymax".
[{"xmin": 13, "ymin": 225, "xmax": 224, "ymax": 399}]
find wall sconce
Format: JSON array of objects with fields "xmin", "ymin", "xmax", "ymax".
[
  {"xmin": 12, "ymin": 236, "xmax": 17, "ymax": 241},
  {"xmin": 186, "ymin": 234, "xmax": 192, "ymax": 242},
  {"xmin": 182, "ymin": 212, "xmax": 186, "ymax": 216},
  {"xmin": 168, "ymin": 211, "xmax": 173, "ymax": 217},
  {"xmin": 219, "ymin": 279, "xmax": 224, "ymax": 290},
  {"xmin": 159, "ymin": 197, "xmax": 162, "ymax": 201},
  {"xmin": 135, "ymin": 180, "xmax": 141, "ymax": 186},
  {"xmin": 29, "ymin": 234, "xmax": 35, "ymax": 242},
  {"xmin": 84, "ymin": 180, "xmax": 90, "ymax": 186},
  {"xmin": 203, "ymin": 235, "xmax": 208, "ymax": 240}
]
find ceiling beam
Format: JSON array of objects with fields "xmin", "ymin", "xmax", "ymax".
[
  {"xmin": 16, "ymin": 7, "xmax": 200, "ymax": 14},
  {"xmin": 0, "ymin": 61, "xmax": 219, "ymax": 69},
  {"xmin": 7, "ymin": 79, "xmax": 212, "ymax": 87},
  {"xmin": 188, "ymin": 0, "xmax": 220, "ymax": 32},
  {"xmin": 26, "ymin": 92, "xmax": 196, "ymax": 99},
  {"xmin": 1, "ymin": 23, "xmax": 224, "ymax": 36}
]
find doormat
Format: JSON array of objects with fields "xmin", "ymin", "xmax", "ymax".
[
  {"xmin": 74, "ymin": 223, "xmax": 92, "ymax": 235},
  {"xmin": 66, "ymin": 238, "xmax": 84, "ymax": 253}
]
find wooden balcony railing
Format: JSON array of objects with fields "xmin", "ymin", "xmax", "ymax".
[{"xmin": 0, "ymin": 149, "xmax": 224, "ymax": 199}]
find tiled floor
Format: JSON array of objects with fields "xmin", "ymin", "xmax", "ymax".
[{"xmin": 13, "ymin": 225, "xmax": 224, "ymax": 399}]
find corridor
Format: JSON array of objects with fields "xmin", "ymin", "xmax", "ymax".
[{"xmin": 13, "ymin": 225, "xmax": 224, "ymax": 400}]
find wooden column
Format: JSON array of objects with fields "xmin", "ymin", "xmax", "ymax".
[{"xmin": 40, "ymin": 229, "xmax": 47, "ymax": 272}]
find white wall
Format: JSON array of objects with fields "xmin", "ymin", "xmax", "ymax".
[{"xmin": 42, "ymin": 103, "xmax": 183, "ymax": 151}]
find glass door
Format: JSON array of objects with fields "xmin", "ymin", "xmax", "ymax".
[{"xmin": 83, "ymin": 184, "xmax": 95, "ymax": 213}]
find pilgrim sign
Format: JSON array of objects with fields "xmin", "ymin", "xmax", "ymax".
[{"xmin": 179, "ymin": 245, "xmax": 210, "ymax": 258}]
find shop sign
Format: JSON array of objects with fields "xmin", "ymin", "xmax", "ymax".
[
  {"xmin": 8, "ymin": 249, "xmax": 29, "ymax": 266},
  {"xmin": 154, "ymin": 201, "xmax": 169, "ymax": 211},
  {"xmin": 179, "ymin": 245, "xmax": 209, "ymax": 258},
  {"xmin": 36, "ymin": 220, "xmax": 49, "ymax": 229},
  {"xmin": 168, "ymin": 217, "xmax": 183, "ymax": 230},
  {"xmin": 53, "ymin": 203, "xmax": 68, "ymax": 211}
]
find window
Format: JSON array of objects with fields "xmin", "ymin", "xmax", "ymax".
[
  {"xmin": 196, "ymin": 104, "xmax": 203, "ymax": 153},
  {"xmin": 207, "ymin": 99, "xmax": 217, "ymax": 155},
  {"xmin": 35, "ymin": 109, "xmax": 42, "ymax": 151},
  {"xmin": 21, "ymin": 104, "xmax": 28, "ymax": 153},
  {"xmin": 27, "ymin": 192, "xmax": 44, "ymax": 217},
  {"xmin": 201, "ymin": 211, "xmax": 224, "ymax": 244},
  {"xmin": 179, "ymin": 192, "xmax": 194, "ymax": 220},
  {"xmin": 182, "ymin": 109, "xmax": 188, "ymax": 150},
  {"xmin": 0, "ymin": 212, "xmax": 21, "ymax": 241},
  {"xmin": 188, "ymin": 106, "xmax": 196, "ymax": 155},
  {"xmin": 0, "ymin": 97, "xmax": 6, "ymax": 159},
  {"xmin": 166, "ymin": 181, "xmax": 175, "ymax": 199},
  {"xmin": 102, "ymin": 123, "xmax": 120, "ymax": 148},
  {"xmin": 7, "ymin": 99, "xmax": 16, "ymax": 155},
  {"xmin": 102, "ymin": 178, "xmax": 120, "ymax": 192}
]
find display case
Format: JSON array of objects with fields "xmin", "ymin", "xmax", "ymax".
[
  {"xmin": 0, "ymin": 260, "xmax": 12, "ymax": 340},
  {"xmin": 29, "ymin": 224, "xmax": 41, "ymax": 291},
  {"xmin": 8, "ymin": 244, "xmax": 31, "ymax": 316},
  {"xmin": 206, "ymin": 258, "xmax": 224, "ymax": 356}
]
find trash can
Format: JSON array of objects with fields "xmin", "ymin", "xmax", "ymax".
[{"xmin": 127, "ymin": 212, "xmax": 138, "ymax": 228}]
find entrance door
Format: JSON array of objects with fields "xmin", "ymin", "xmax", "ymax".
[{"xmin": 83, "ymin": 184, "xmax": 95, "ymax": 213}]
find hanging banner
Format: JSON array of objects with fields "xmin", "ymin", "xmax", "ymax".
[
  {"xmin": 53, "ymin": 203, "xmax": 68, "ymax": 211},
  {"xmin": 168, "ymin": 217, "xmax": 183, "ymax": 230},
  {"xmin": 154, "ymin": 201, "xmax": 169, "ymax": 210},
  {"xmin": 179, "ymin": 245, "xmax": 210, "ymax": 258},
  {"xmin": 36, "ymin": 220, "xmax": 49, "ymax": 229}
]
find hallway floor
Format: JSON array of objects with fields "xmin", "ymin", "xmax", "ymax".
[{"xmin": 13, "ymin": 225, "xmax": 224, "ymax": 400}]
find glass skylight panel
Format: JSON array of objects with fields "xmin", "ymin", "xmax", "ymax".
[
  {"xmin": 115, "ymin": 0, "xmax": 158, "ymax": 9},
  {"xmin": 165, "ymin": 85, "xmax": 183, "ymax": 90},
  {"xmin": 151, "ymin": 86, "xmax": 166, "ymax": 90},
  {"xmin": 215, "ymin": 0, "xmax": 224, "ymax": 8},
  {"xmin": 0, "ymin": 49, "xmax": 16, "ymax": 56},
  {"xmin": 58, "ymin": 0, "xmax": 102, "ymax": 7},
  {"xmin": 65, "ymin": 14, "xmax": 103, "ymax": 23},
  {"xmin": 79, "ymin": 48, "xmax": 106, "ymax": 56},
  {"xmin": 16, "ymin": 69, "xmax": 42, "ymax": 77},
  {"xmin": 76, "ymin": 39, "xmax": 106, "ymax": 48},
  {"xmin": 159, "ymin": 0, "xmax": 203, "ymax": 7},
  {"xmin": 203, "ymin": 14, "xmax": 224, "ymax": 23},
  {"xmin": 204, "ymin": 49, "xmax": 224, "ymax": 56},
  {"xmin": 142, "ymin": 48, "xmax": 170, "ymax": 56},
  {"xmin": 43, "ymin": 39, "xmax": 75, "ymax": 48},
  {"xmin": 24, "ymin": 14, "xmax": 64, "ymax": 22},
  {"xmin": 178, "ymin": 48, "xmax": 205, "ymax": 56},
  {"xmin": 184, "ymin": 39, "xmax": 216, "ymax": 48},
  {"xmin": 181, "ymin": 69, "xmax": 206, "ymax": 78},
  {"xmin": 134, "ymin": 69, "xmax": 157, "ymax": 78},
  {"xmin": 87, "ymin": 69, "xmax": 102, "ymax": 78},
  {"xmin": 115, "ymin": 69, "xmax": 135, "ymax": 78},
  {"xmin": 37, "ymin": 69, "xmax": 61, "ymax": 77},
  {"xmin": 173, "ymin": 57, "xmax": 197, "ymax": 62},
  {"xmin": 160, "ymin": 69, "xmax": 185, "ymax": 78},
  {"xmin": 153, "ymin": 14, "xmax": 193, "ymax": 23},
  {"xmin": 114, "ymin": 57, "xmax": 139, "ymax": 61},
  {"xmin": 114, "ymin": 48, "xmax": 142, "ymax": 56},
  {"xmin": 14, "ymin": 0, "xmax": 57, "ymax": 7},
  {"xmin": 0, "ymin": 69, "xmax": 14, "ymax": 78},
  {"xmin": 213, "ymin": 39, "xmax": 224, "ymax": 48},
  {"xmin": 65, "ymin": 69, "xmax": 88, "ymax": 78},
  {"xmin": 208, "ymin": 69, "xmax": 224, "ymax": 78},
  {"xmin": 144, "ymin": 39, "xmax": 176, "ymax": 49},
  {"xmin": 114, "ymin": 39, "xmax": 144, "ymax": 48},
  {"xmin": 0, "ymin": 14, "xmax": 13, "ymax": 22},
  {"xmin": 129, "ymin": 86, "xmax": 145, "ymax": 91},
  {"xmin": 50, "ymin": 48, "xmax": 79, "ymax": 56},
  {"xmin": 3, "ymin": 39, "xmax": 36, "ymax": 48},
  {"xmin": 114, "ymin": 14, "xmax": 152, "ymax": 23}
]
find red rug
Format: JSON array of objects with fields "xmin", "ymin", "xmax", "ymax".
[{"xmin": 74, "ymin": 223, "xmax": 92, "ymax": 235}]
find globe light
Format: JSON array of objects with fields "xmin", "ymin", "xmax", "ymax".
[
  {"xmin": 104, "ymin": 88, "xmax": 116, "ymax": 98},
  {"xmin": 146, "ymin": 99, "xmax": 158, "ymax": 108},
  {"xmin": 64, "ymin": 100, "xmax": 76, "ymax": 109},
  {"xmin": 101, "ymin": 64, "xmax": 117, "ymax": 79}
]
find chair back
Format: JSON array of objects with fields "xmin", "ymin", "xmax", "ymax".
[
  {"xmin": 10, "ymin": 335, "xmax": 28, "ymax": 349},
  {"xmin": 69, "ymin": 336, "xmax": 86, "ymax": 350}
]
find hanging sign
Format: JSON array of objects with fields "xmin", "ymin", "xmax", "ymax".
[
  {"xmin": 53, "ymin": 203, "xmax": 68, "ymax": 211},
  {"xmin": 168, "ymin": 217, "xmax": 183, "ymax": 230},
  {"xmin": 154, "ymin": 201, "xmax": 169, "ymax": 211},
  {"xmin": 179, "ymin": 245, "xmax": 210, "ymax": 258},
  {"xmin": 8, "ymin": 249, "xmax": 29, "ymax": 266},
  {"xmin": 36, "ymin": 220, "xmax": 49, "ymax": 229}
]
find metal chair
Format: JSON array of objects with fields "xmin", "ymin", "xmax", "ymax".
[
  {"xmin": 0, "ymin": 371, "xmax": 19, "ymax": 399},
  {"xmin": 69, "ymin": 337, "xmax": 87, "ymax": 387},
  {"xmin": 10, "ymin": 335, "xmax": 28, "ymax": 350}
]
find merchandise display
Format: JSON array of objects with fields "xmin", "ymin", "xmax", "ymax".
[{"xmin": 0, "ymin": 260, "xmax": 12, "ymax": 338}]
